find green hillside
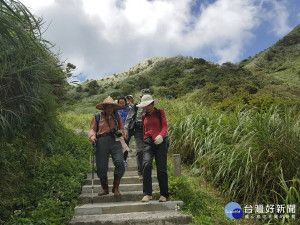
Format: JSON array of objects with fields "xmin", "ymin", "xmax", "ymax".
[
  {"xmin": 68, "ymin": 25, "xmax": 300, "ymax": 113},
  {"xmin": 239, "ymin": 24, "xmax": 300, "ymax": 102},
  {"xmin": 241, "ymin": 24, "xmax": 300, "ymax": 86},
  {"xmin": 68, "ymin": 57, "xmax": 262, "ymax": 113}
]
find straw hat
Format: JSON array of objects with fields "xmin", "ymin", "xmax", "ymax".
[
  {"xmin": 96, "ymin": 96, "xmax": 122, "ymax": 110},
  {"xmin": 136, "ymin": 94, "xmax": 158, "ymax": 107}
]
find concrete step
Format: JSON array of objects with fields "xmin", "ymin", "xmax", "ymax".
[
  {"xmin": 74, "ymin": 201, "xmax": 183, "ymax": 215},
  {"xmin": 106, "ymin": 165, "xmax": 137, "ymax": 172},
  {"xmin": 91, "ymin": 158, "xmax": 138, "ymax": 166},
  {"xmin": 80, "ymin": 191, "xmax": 160, "ymax": 204},
  {"xmin": 82, "ymin": 183, "xmax": 159, "ymax": 193},
  {"xmin": 109, "ymin": 156, "xmax": 137, "ymax": 163},
  {"xmin": 85, "ymin": 175, "xmax": 157, "ymax": 185},
  {"xmin": 69, "ymin": 211, "xmax": 192, "ymax": 225},
  {"xmin": 87, "ymin": 170, "xmax": 156, "ymax": 178}
]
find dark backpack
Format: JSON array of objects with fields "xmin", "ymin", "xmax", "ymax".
[
  {"xmin": 95, "ymin": 111, "xmax": 120, "ymax": 133},
  {"xmin": 128, "ymin": 103, "xmax": 138, "ymax": 135}
]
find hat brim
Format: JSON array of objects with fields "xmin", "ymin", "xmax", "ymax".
[
  {"xmin": 136, "ymin": 99, "xmax": 159, "ymax": 107},
  {"xmin": 96, "ymin": 102, "xmax": 122, "ymax": 110}
]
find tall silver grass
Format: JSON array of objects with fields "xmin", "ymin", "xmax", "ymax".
[
  {"xmin": 159, "ymin": 99, "xmax": 300, "ymax": 204},
  {"xmin": 0, "ymin": 0, "xmax": 65, "ymax": 138}
]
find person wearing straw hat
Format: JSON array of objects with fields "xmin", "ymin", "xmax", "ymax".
[
  {"xmin": 88, "ymin": 96, "xmax": 125, "ymax": 196},
  {"xmin": 136, "ymin": 94, "xmax": 169, "ymax": 202}
]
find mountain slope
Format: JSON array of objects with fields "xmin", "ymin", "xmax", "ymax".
[
  {"xmin": 240, "ymin": 24, "xmax": 300, "ymax": 87},
  {"xmin": 68, "ymin": 25, "xmax": 300, "ymax": 113}
]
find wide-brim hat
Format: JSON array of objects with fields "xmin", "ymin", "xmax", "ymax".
[
  {"xmin": 136, "ymin": 94, "xmax": 158, "ymax": 107},
  {"xmin": 96, "ymin": 96, "xmax": 122, "ymax": 110}
]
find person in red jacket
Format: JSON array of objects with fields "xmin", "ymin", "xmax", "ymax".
[{"xmin": 136, "ymin": 94, "xmax": 169, "ymax": 202}]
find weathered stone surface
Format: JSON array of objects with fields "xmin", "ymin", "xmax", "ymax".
[
  {"xmin": 70, "ymin": 211, "xmax": 192, "ymax": 225},
  {"xmin": 69, "ymin": 156, "xmax": 192, "ymax": 224}
]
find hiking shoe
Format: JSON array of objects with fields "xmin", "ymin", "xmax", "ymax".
[
  {"xmin": 123, "ymin": 161, "xmax": 128, "ymax": 167},
  {"xmin": 141, "ymin": 195, "xmax": 152, "ymax": 202},
  {"xmin": 138, "ymin": 175, "xmax": 143, "ymax": 180},
  {"xmin": 158, "ymin": 196, "xmax": 167, "ymax": 202}
]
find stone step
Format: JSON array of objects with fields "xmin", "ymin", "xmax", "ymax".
[
  {"xmin": 69, "ymin": 211, "xmax": 192, "ymax": 225},
  {"xmin": 85, "ymin": 175, "xmax": 157, "ymax": 185},
  {"xmin": 74, "ymin": 201, "xmax": 183, "ymax": 215},
  {"xmin": 90, "ymin": 157, "xmax": 137, "ymax": 166},
  {"xmin": 80, "ymin": 191, "xmax": 161, "ymax": 204},
  {"xmin": 82, "ymin": 183, "xmax": 159, "ymax": 193},
  {"xmin": 109, "ymin": 157, "xmax": 137, "ymax": 164},
  {"xmin": 87, "ymin": 170, "xmax": 156, "ymax": 178},
  {"xmin": 106, "ymin": 165, "xmax": 137, "ymax": 172}
]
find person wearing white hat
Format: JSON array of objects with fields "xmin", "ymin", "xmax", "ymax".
[
  {"xmin": 136, "ymin": 94, "xmax": 169, "ymax": 203},
  {"xmin": 88, "ymin": 96, "xmax": 125, "ymax": 196}
]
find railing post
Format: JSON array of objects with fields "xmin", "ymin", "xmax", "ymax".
[{"xmin": 173, "ymin": 154, "xmax": 181, "ymax": 177}]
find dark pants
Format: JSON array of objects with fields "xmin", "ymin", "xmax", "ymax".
[
  {"xmin": 123, "ymin": 136, "xmax": 131, "ymax": 161},
  {"xmin": 96, "ymin": 136, "xmax": 125, "ymax": 179},
  {"xmin": 134, "ymin": 126, "xmax": 144, "ymax": 176},
  {"xmin": 143, "ymin": 137, "xmax": 169, "ymax": 198}
]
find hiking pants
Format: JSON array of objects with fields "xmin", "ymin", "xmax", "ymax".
[
  {"xmin": 134, "ymin": 126, "xmax": 144, "ymax": 176},
  {"xmin": 142, "ymin": 137, "xmax": 169, "ymax": 198},
  {"xmin": 95, "ymin": 136, "xmax": 125, "ymax": 179}
]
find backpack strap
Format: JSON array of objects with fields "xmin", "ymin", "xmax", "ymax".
[
  {"xmin": 96, "ymin": 111, "xmax": 121, "ymax": 133},
  {"xmin": 141, "ymin": 111, "xmax": 146, "ymax": 122},
  {"xmin": 156, "ymin": 108, "xmax": 162, "ymax": 125},
  {"xmin": 155, "ymin": 109, "xmax": 169, "ymax": 146},
  {"xmin": 113, "ymin": 111, "xmax": 121, "ymax": 129},
  {"xmin": 95, "ymin": 113, "xmax": 100, "ymax": 134},
  {"xmin": 141, "ymin": 108, "xmax": 160, "ymax": 124},
  {"xmin": 132, "ymin": 103, "xmax": 138, "ymax": 121}
]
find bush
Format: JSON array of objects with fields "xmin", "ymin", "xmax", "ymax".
[{"xmin": 0, "ymin": 123, "xmax": 91, "ymax": 224}]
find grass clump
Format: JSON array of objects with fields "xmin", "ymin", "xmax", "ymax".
[
  {"xmin": 158, "ymin": 99, "xmax": 300, "ymax": 224},
  {"xmin": 0, "ymin": 123, "xmax": 91, "ymax": 225},
  {"xmin": 168, "ymin": 167, "xmax": 259, "ymax": 225}
]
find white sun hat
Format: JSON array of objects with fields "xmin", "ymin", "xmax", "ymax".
[{"xmin": 136, "ymin": 94, "xmax": 159, "ymax": 107}]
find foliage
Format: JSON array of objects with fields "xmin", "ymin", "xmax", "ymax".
[
  {"xmin": 169, "ymin": 175, "xmax": 208, "ymax": 216},
  {"xmin": 0, "ymin": 1, "xmax": 88, "ymax": 224},
  {"xmin": 0, "ymin": 123, "xmax": 90, "ymax": 224},
  {"xmin": 168, "ymin": 167, "xmax": 254, "ymax": 225},
  {"xmin": 158, "ymin": 99, "xmax": 300, "ymax": 223},
  {"xmin": 0, "ymin": 0, "xmax": 68, "ymax": 139},
  {"xmin": 58, "ymin": 113, "xmax": 92, "ymax": 131}
]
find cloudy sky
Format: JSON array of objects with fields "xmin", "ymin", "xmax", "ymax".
[{"xmin": 21, "ymin": 0, "xmax": 300, "ymax": 81}]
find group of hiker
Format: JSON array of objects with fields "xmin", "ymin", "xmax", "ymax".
[{"xmin": 88, "ymin": 89, "xmax": 169, "ymax": 202}]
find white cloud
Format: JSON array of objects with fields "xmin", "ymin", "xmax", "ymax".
[
  {"xmin": 21, "ymin": 0, "xmax": 55, "ymax": 14},
  {"xmin": 260, "ymin": 0, "xmax": 291, "ymax": 36},
  {"xmin": 20, "ymin": 0, "xmax": 294, "ymax": 79}
]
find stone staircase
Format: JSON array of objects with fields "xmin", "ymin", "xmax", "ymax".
[{"xmin": 69, "ymin": 157, "xmax": 192, "ymax": 224}]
